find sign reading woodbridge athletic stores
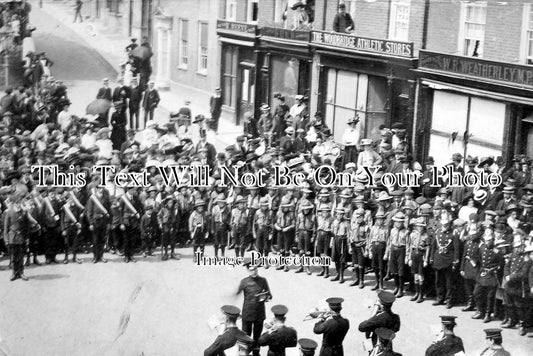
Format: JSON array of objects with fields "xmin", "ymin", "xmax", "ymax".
[
  {"xmin": 419, "ymin": 50, "xmax": 533, "ymax": 89},
  {"xmin": 311, "ymin": 31, "xmax": 413, "ymax": 58}
]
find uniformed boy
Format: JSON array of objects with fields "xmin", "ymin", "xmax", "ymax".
[
  {"xmin": 211, "ymin": 193, "xmax": 230, "ymax": 258},
  {"xmin": 253, "ymin": 197, "xmax": 271, "ymax": 265},
  {"xmin": 158, "ymin": 196, "xmax": 175, "ymax": 261},
  {"xmin": 368, "ymin": 211, "xmax": 389, "ymax": 290},
  {"xmin": 231, "ymin": 195, "xmax": 248, "ymax": 258},
  {"xmin": 331, "ymin": 207, "xmax": 349, "ymax": 283},
  {"xmin": 189, "ymin": 199, "xmax": 207, "ymax": 262},
  {"xmin": 315, "ymin": 204, "xmax": 332, "ymax": 278},
  {"xmin": 295, "ymin": 199, "xmax": 315, "ymax": 275},
  {"xmin": 407, "ymin": 218, "xmax": 430, "ymax": 302},
  {"xmin": 349, "ymin": 208, "xmax": 369, "ymax": 288},
  {"xmin": 140, "ymin": 203, "xmax": 157, "ymax": 257}
]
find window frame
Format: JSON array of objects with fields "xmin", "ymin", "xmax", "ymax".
[
  {"xmin": 178, "ymin": 18, "xmax": 189, "ymax": 70},
  {"xmin": 226, "ymin": 0, "xmax": 237, "ymax": 21},
  {"xmin": 247, "ymin": 0, "xmax": 259, "ymax": 24},
  {"xmin": 197, "ymin": 21, "xmax": 209, "ymax": 75},
  {"xmin": 520, "ymin": 3, "xmax": 533, "ymax": 64},
  {"xmin": 458, "ymin": 1, "xmax": 487, "ymax": 57},
  {"xmin": 388, "ymin": 0, "xmax": 411, "ymax": 41}
]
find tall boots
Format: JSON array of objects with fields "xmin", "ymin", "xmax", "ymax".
[
  {"xmin": 331, "ymin": 263, "xmax": 340, "ymax": 281},
  {"xmin": 214, "ymin": 246, "xmax": 219, "ymax": 258},
  {"xmin": 359, "ymin": 267, "xmax": 365, "ymax": 289},
  {"xmin": 392, "ymin": 275, "xmax": 399, "ymax": 295},
  {"xmin": 317, "ymin": 266, "xmax": 325, "ymax": 277},
  {"xmin": 411, "ymin": 283, "xmax": 420, "ymax": 301},
  {"xmin": 295, "ymin": 254, "xmax": 304, "ymax": 273},
  {"xmin": 235, "ymin": 247, "xmax": 240, "ymax": 258},
  {"xmin": 397, "ymin": 276, "xmax": 404, "ymax": 298},
  {"xmin": 371, "ymin": 271, "xmax": 380, "ymax": 290},
  {"xmin": 324, "ymin": 265, "xmax": 330, "ymax": 278},
  {"xmin": 350, "ymin": 267, "xmax": 360, "ymax": 286},
  {"xmin": 502, "ymin": 306, "xmax": 517, "ymax": 328},
  {"xmin": 339, "ymin": 263, "xmax": 345, "ymax": 284}
]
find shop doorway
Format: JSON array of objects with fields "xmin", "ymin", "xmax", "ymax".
[{"xmin": 238, "ymin": 66, "xmax": 255, "ymax": 126}]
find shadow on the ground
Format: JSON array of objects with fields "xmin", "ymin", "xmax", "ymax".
[{"xmin": 30, "ymin": 273, "xmax": 69, "ymax": 281}]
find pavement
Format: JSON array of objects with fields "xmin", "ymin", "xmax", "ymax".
[{"xmin": 31, "ymin": 0, "xmax": 242, "ymax": 151}]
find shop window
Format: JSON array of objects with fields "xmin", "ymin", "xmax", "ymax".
[
  {"xmin": 226, "ymin": 0, "xmax": 237, "ymax": 21},
  {"xmin": 459, "ymin": 1, "xmax": 486, "ymax": 57},
  {"xmin": 222, "ymin": 46, "xmax": 238, "ymax": 109},
  {"xmin": 197, "ymin": 22, "xmax": 209, "ymax": 75},
  {"xmin": 271, "ymin": 56, "xmax": 300, "ymax": 109},
  {"xmin": 178, "ymin": 19, "xmax": 189, "ymax": 69},
  {"xmin": 247, "ymin": 0, "xmax": 258, "ymax": 23},
  {"xmin": 388, "ymin": 0, "xmax": 410, "ymax": 41},
  {"xmin": 428, "ymin": 91, "xmax": 505, "ymax": 167}
]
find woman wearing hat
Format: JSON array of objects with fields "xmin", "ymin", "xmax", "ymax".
[{"xmin": 341, "ymin": 116, "xmax": 360, "ymax": 169}]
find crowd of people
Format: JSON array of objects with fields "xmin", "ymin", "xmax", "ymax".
[{"xmin": 0, "ymin": 33, "xmax": 532, "ymax": 355}]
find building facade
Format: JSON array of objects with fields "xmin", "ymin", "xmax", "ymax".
[{"xmin": 416, "ymin": 0, "xmax": 533, "ymax": 167}]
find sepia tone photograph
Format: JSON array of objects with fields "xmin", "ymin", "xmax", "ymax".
[{"xmin": 1, "ymin": 0, "xmax": 533, "ymax": 355}]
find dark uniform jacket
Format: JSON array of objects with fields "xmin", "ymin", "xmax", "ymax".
[
  {"xmin": 238, "ymin": 275, "xmax": 272, "ymax": 322},
  {"xmin": 504, "ymin": 245, "xmax": 530, "ymax": 296},
  {"xmin": 313, "ymin": 315, "xmax": 350, "ymax": 356},
  {"xmin": 204, "ymin": 326, "xmax": 248, "ymax": 356},
  {"xmin": 142, "ymin": 89, "xmax": 160, "ymax": 110},
  {"xmin": 460, "ymin": 234, "xmax": 480, "ymax": 280},
  {"xmin": 96, "ymin": 87, "xmax": 112, "ymax": 101},
  {"xmin": 4, "ymin": 206, "xmax": 29, "ymax": 245},
  {"xmin": 358, "ymin": 310, "xmax": 401, "ymax": 346},
  {"xmin": 430, "ymin": 227, "xmax": 460, "ymax": 270},
  {"xmin": 257, "ymin": 325, "xmax": 298, "ymax": 356},
  {"xmin": 476, "ymin": 242, "xmax": 504, "ymax": 287},
  {"xmin": 119, "ymin": 194, "xmax": 143, "ymax": 229},
  {"xmin": 425, "ymin": 334, "xmax": 464, "ymax": 356},
  {"xmin": 85, "ymin": 193, "xmax": 111, "ymax": 227}
]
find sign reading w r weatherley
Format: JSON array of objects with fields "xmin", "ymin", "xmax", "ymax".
[{"xmin": 419, "ymin": 50, "xmax": 533, "ymax": 89}]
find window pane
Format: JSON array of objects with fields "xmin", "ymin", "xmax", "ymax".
[
  {"xmin": 468, "ymin": 97, "xmax": 505, "ymax": 145},
  {"xmin": 181, "ymin": 20, "xmax": 188, "ymax": 39},
  {"xmin": 335, "ymin": 71, "xmax": 358, "ymax": 108},
  {"xmin": 201, "ymin": 23, "xmax": 208, "ymax": 46}
]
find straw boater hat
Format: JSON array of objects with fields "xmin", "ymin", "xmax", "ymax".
[{"xmin": 96, "ymin": 127, "xmax": 111, "ymax": 140}]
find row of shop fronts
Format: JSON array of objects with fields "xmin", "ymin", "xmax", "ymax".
[{"xmin": 216, "ymin": 20, "xmax": 533, "ymax": 166}]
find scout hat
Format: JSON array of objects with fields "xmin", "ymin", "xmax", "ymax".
[
  {"xmin": 392, "ymin": 212, "xmax": 406, "ymax": 222},
  {"xmin": 194, "ymin": 199, "xmax": 206, "ymax": 207},
  {"xmin": 216, "ymin": 194, "xmax": 227, "ymax": 203},
  {"xmin": 375, "ymin": 211, "xmax": 385, "ymax": 219},
  {"xmin": 319, "ymin": 204, "xmax": 332, "ymax": 212},
  {"xmin": 300, "ymin": 200, "xmax": 314, "ymax": 210},
  {"xmin": 235, "ymin": 195, "xmax": 246, "ymax": 204},
  {"xmin": 259, "ymin": 197, "xmax": 269, "ymax": 206}
]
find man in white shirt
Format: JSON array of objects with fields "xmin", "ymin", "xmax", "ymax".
[{"xmin": 57, "ymin": 100, "xmax": 73, "ymax": 133}]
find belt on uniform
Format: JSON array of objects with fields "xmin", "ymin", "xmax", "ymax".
[
  {"xmin": 392, "ymin": 245, "xmax": 406, "ymax": 249},
  {"xmin": 372, "ymin": 240, "xmax": 386, "ymax": 244},
  {"xmin": 480, "ymin": 268, "xmax": 497, "ymax": 277}
]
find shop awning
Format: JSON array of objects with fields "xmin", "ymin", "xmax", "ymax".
[
  {"xmin": 421, "ymin": 79, "xmax": 533, "ymax": 106},
  {"xmin": 218, "ymin": 37, "xmax": 256, "ymax": 47}
]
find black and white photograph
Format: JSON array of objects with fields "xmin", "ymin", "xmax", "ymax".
[{"xmin": 1, "ymin": 0, "xmax": 533, "ymax": 355}]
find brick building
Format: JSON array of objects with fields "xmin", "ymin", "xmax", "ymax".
[{"xmin": 416, "ymin": 0, "xmax": 533, "ymax": 167}]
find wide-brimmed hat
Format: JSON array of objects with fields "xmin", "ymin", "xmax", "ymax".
[
  {"xmin": 392, "ymin": 212, "xmax": 406, "ymax": 222},
  {"xmin": 194, "ymin": 199, "xmax": 206, "ymax": 207},
  {"xmin": 96, "ymin": 127, "xmax": 111, "ymax": 139},
  {"xmin": 473, "ymin": 190, "xmax": 487, "ymax": 202}
]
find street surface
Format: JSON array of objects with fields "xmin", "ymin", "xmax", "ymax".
[{"xmin": 0, "ymin": 4, "xmax": 531, "ymax": 356}]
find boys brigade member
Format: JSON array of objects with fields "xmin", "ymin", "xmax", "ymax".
[
  {"xmin": 425, "ymin": 316, "xmax": 465, "ymax": 356},
  {"xmin": 253, "ymin": 197, "xmax": 271, "ymax": 265},
  {"xmin": 315, "ymin": 204, "xmax": 332, "ymax": 278},
  {"xmin": 479, "ymin": 328, "xmax": 511, "ymax": 356},
  {"xmin": 189, "ymin": 199, "xmax": 208, "ymax": 262},
  {"xmin": 43, "ymin": 187, "xmax": 62, "ymax": 264},
  {"xmin": 406, "ymin": 218, "xmax": 431, "ymax": 303},
  {"xmin": 60, "ymin": 193, "xmax": 83, "ymax": 264},
  {"xmin": 257, "ymin": 304, "xmax": 298, "ymax": 356},
  {"xmin": 386, "ymin": 212, "xmax": 409, "ymax": 298},
  {"xmin": 231, "ymin": 195, "xmax": 248, "ymax": 258},
  {"xmin": 349, "ymin": 208, "xmax": 369, "ymax": 288},
  {"xmin": 86, "ymin": 186, "xmax": 111, "ymax": 263},
  {"xmin": 140, "ymin": 203, "xmax": 157, "ymax": 257},
  {"xmin": 204, "ymin": 305, "xmax": 249, "ymax": 356},
  {"xmin": 211, "ymin": 193, "xmax": 230, "ymax": 258},
  {"xmin": 359, "ymin": 291, "xmax": 400, "ymax": 348},
  {"xmin": 313, "ymin": 297, "xmax": 350, "ymax": 356},
  {"xmin": 295, "ymin": 199, "xmax": 315, "ymax": 274},
  {"xmin": 158, "ymin": 196, "xmax": 175, "ymax": 261},
  {"xmin": 119, "ymin": 187, "xmax": 143, "ymax": 263},
  {"xmin": 331, "ymin": 207, "xmax": 349, "ymax": 283},
  {"xmin": 274, "ymin": 196, "xmax": 295, "ymax": 272},
  {"xmin": 368, "ymin": 211, "xmax": 389, "ymax": 290}
]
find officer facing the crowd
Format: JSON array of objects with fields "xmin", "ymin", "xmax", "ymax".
[
  {"xmin": 479, "ymin": 328, "xmax": 511, "ymax": 356},
  {"xmin": 425, "ymin": 315, "xmax": 465, "ymax": 356}
]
